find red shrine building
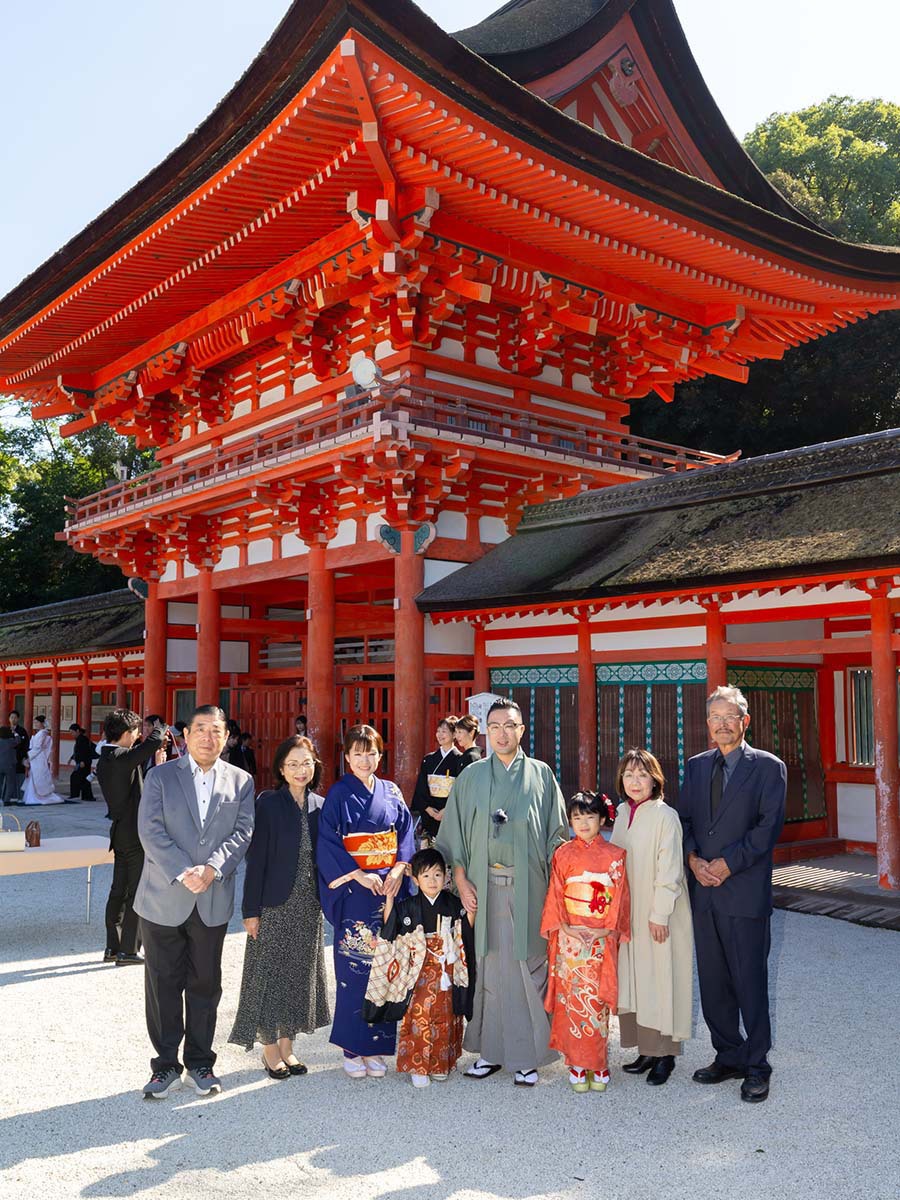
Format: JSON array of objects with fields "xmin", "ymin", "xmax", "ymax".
[{"xmin": 0, "ymin": 0, "xmax": 898, "ymax": 884}]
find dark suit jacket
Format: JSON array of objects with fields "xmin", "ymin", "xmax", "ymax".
[
  {"xmin": 72, "ymin": 733, "xmax": 97, "ymax": 771},
  {"xmin": 241, "ymin": 786, "xmax": 322, "ymax": 918},
  {"xmin": 96, "ymin": 727, "xmax": 164, "ymax": 850},
  {"xmin": 679, "ymin": 744, "xmax": 787, "ymax": 918}
]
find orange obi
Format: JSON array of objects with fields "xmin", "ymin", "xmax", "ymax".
[
  {"xmin": 563, "ymin": 879, "xmax": 615, "ymax": 922},
  {"xmin": 343, "ymin": 827, "xmax": 398, "ymax": 870}
]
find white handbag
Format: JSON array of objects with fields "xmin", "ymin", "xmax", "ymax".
[{"xmin": 0, "ymin": 811, "xmax": 26, "ymax": 852}]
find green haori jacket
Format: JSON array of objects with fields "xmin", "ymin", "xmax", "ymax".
[{"xmin": 436, "ymin": 750, "xmax": 567, "ymax": 961}]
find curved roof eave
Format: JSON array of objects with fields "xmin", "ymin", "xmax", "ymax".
[{"xmin": 2, "ymin": 0, "xmax": 899, "ymax": 345}]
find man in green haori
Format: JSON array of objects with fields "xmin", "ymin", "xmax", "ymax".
[{"xmin": 437, "ymin": 697, "xmax": 567, "ymax": 1086}]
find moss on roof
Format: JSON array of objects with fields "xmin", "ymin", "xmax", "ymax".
[{"xmin": 0, "ymin": 590, "xmax": 144, "ymax": 661}]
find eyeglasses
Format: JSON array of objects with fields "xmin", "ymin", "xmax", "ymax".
[
  {"xmin": 707, "ymin": 715, "xmax": 743, "ymax": 727},
  {"xmin": 283, "ymin": 759, "xmax": 315, "ymax": 770},
  {"xmin": 486, "ymin": 722, "xmax": 523, "ymax": 733}
]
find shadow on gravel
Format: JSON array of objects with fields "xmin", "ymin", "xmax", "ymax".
[{"xmin": 0, "ymin": 1068, "xmax": 568, "ymax": 1199}]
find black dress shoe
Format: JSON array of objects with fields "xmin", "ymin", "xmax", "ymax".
[
  {"xmin": 115, "ymin": 953, "xmax": 144, "ymax": 966},
  {"xmin": 286, "ymin": 1061, "xmax": 308, "ymax": 1076},
  {"xmin": 741, "ymin": 1074, "xmax": 770, "ymax": 1103},
  {"xmin": 622, "ymin": 1055, "xmax": 655, "ymax": 1074},
  {"xmin": 262, "ymin": 1056, "xmax": 291, "ymax": 1080},
  {"xmin": 692, "ymin": 1061, "xmax": 746, "ymax": 1084},
  {"xmin": 646, "ymin": 1056, "xmax": 675, "ymax": 1085},
  {"xmin": 102, "ymin": 949, "xmax": 117, "ymax": 963}
]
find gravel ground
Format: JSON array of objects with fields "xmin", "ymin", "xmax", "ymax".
[{"xmin": 1, "ymin": 802, "xmax": 898, "ymax": 1200}]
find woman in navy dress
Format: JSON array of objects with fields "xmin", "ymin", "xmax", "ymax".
[{"xmin": 318, "ymin": 724, "xmax": 415, "ymax": 1078}]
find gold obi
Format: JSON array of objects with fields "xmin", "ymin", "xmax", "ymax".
[
  {"xmin": 343, "ymin": 828, "xmax": 398, "ymax": 871},
  {"xmin": 563, "ymin": 878, "xmax": 615, "ymax": 922}
]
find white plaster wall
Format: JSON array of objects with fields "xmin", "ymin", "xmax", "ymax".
[
  {"xmin": 232, "ymin": 399, "xmax": 253, "ymax": 420},
  {"xmin": 475, "ymin": 348, "xmax": 499, "ymax": 370},
  {"xmin": 536, "ymin": 365, "xmax": 562, "ymax": 386},
  {"xmin": 425, "ymin": 617, "xmax": 474, "ymax": 654},
  {"xmin": 424, "ymin": 560, "xmax": 467, "ymax": 588},
  {"xmin": 168, "ymin": 603, "xmax": 198, "ymax": 625},
  {"xmin": 160, "ymin": 561, "xmax": 178, "ymax": 583},
  {"xmin": 328, "ymin": 519, "xmax": 357, "ymax": 549},
  {"xmin": 214, "ymin": 546, "xmax": 240, "ymax": 572},
  {"xmin": 184, "ymin": 562, "xmax": 198, "ymax": 579},
  {"xmin": 837, "ymin": 782, "xmax": 876, "ymax": 843},
  {"xmin": 479, "ymin": 516, "xmax": 508, "ymax": 544},
  {"xmin": 248, "ymin": 539, "xmax": 273, "ymax": 565},
  {"xmin": 596, "ymin": 599, "xmax": 705, "ymax": 621},
  {"xmin": 434, "ymin": 337, "xmax": 464, "ymax": 360},
  {"xmin": 367, "ymin": 512, "xmax": 388, "ymax": 540},
  {"xmin": 281, "ymin": 533, "xmax": 306, "ymax": 559},
  {"xmin": 165, "ymin": 639, "xmax": 249, "ymax": 674},
  {"xmin": 435, "ymin": 510, "xmax": 467, "ymax": 539},
  {"xmin": 726, "ymin": 618, "xmax": 824, "ymax": 664},
  {"xmin": 591, "ymin": 627, "xmax": 706, "ymax": 652},
  {"xmin": 489, "ymin": 612, "xmax": 577, "ymax": 630},
  {"xmin": 260, "ymin": 384, "xmax": 286, "ymax": 408},
  {"xmin": 222, "ymin": 606, "xmax": 248, "ymax": 620},
  {"xmin": 486, "ymin": 635, "xmax": 578, "ymax": 657}
]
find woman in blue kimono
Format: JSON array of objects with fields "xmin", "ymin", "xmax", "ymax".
[{"xmin": 318, "ymin": 724, "xmax": 415, "ymax": 1078}]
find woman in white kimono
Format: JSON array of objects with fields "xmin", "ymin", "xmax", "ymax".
[
  {"xmin": 610, "ymin": 748, "xmax": 693, "ymax": 1086},
  {"xmin": 22, "ymin": 716, "xmax": 65, "ymax": 805}
]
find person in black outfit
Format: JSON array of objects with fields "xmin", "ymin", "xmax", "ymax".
[
  {"xmin": 96, "ymin": 709, "xmax": 167, "ymax": 965},
  {"xmin": 7, "ymin": 710, "xmax": 29, "ymax": 803},
  {"xmin": 453, "ymin": 714, "xmax": 483, "ymax": 771},
  {"xmin": 68, "ymin": 723, "xmax": 97, "ymax": 802},
  {"xmin": 239, "ymin": 732, "xmax": 257, "ymax": 778},
  {"xmin": 411, "ymin": 715, "xmax": 461, "ymax": 841}
]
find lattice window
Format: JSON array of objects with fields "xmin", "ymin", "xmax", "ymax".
[
  {"xmin": 847, "ymin": 668, "xmax": 875, "ymax": 766},
  {"xmin": 596, "ymin": 661, "xmax": 709, "ymax": 808},
  {"xmin": 490, "ymin": 666, "xmax": 579, "ymax": 799}
]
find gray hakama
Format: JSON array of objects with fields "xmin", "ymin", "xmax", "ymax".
[{"xmin": 463, "ymin": 867, "xmax": 556, "ymax": 1071}]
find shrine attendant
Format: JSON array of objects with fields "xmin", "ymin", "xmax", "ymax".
[
  {"xmin": 21, "ymin": 716, "xmax": 64, "ymax": 805},
  {"xmin": 318, "ymin": 724, "xmax": 415, "ymax": 1078},
  {"xmin": 610, "ymin": 749, "xmax": 693, "ymax": 1086},
  {"xmin": 453, "ymin": 714, "xmax": 483, "ymax": 772}
]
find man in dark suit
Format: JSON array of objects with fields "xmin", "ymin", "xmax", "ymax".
[
  {"xmin": 95, "ymin": 710, "xmax": 166, "ymax": 965},
  {"xmin": 680, "ymin": 685, "xmax": 786, "ymax": 1104},
  {"xmin": 134, "ymin": 705, "xmax": 254, "ymax": 1099},
  {"xmin": 68, "ymin": 723, "xmax": 98, "ymax": 802},
  {"xmin": 8, "ymin": 710, "xmax": 29, "ymax": 803}
]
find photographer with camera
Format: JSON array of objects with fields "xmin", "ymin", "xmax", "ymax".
[{"xmin": 96, "ymin": 710, "xmax": 168, "ymax": 965}]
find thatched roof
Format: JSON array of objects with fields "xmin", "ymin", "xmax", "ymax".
[
  {"xmin": 0, "ymin": 590, "xmax": 144, "ymax": 661},
  {"xmin": 417, "ymin": 429, "xmax": 900, "ymax": 612}
]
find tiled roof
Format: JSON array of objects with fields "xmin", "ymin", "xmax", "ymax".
[{"xmin": 0, "ymin": 590, "xmax": 144, "ymax": 661}]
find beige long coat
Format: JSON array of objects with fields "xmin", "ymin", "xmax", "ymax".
[{"xmin": 610, "ymin": 798, "xmax": 693, "ymax": 1041}]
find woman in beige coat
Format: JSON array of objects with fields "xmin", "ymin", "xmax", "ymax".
[{"xmin": 610, "ymin": 748, "xmax": 693, "ymax": 1085}]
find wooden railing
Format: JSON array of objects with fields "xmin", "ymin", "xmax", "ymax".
[{"xmin": 64, "ymin": 378, "xmax": 736, "ymax": 529}]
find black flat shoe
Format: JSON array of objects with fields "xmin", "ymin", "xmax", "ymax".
[
  {"xmin": 102, "ymin": 949, "xmax": 117, "ymax": 963},
  {"xmin": 741, "ymin": 1074, "xmax": 770, "ymax": 1103},
  {"xmin": 692, "ymin": 1061, "xmax": 745, "ymax": 1084},
  {"xmin": 622, "ymin": 1055, "xmax": 655, "ymax": 1074},
  {"xmin": 286, "ymin": 1061, "xmax": 308, "ymax": 1076},
  {"xmin": 262, "ymin": 1056, "xmax": 291, "ymax": 1080},
  {"xmin": 646, "ymin": 1056, "xmax": 675, "ymax": 1085}
]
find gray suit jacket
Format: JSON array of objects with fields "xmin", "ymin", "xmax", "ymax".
[{"xmin": 134, "ymin": 754, "xmax": 255, "ymax": 928}]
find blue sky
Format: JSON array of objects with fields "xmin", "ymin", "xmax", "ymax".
[{"xmin": 1, "ymin": 0, "xmax": 898, "ymax": 300}]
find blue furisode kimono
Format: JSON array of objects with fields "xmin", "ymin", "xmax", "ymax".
[{"xmin": 318, "ymin": 772, "xmax": 415, "ymax": 1056}]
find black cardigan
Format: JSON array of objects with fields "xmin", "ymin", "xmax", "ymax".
[{"xmin": 241, "ymin": 786, "xmax": 321, "ymax": 919}]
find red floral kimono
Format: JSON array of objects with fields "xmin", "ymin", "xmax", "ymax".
[{"xmin": 541, "ymin": 837, "xmax": 630, "ymax": 1072}]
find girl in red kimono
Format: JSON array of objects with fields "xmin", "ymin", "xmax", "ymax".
[{"xmin": 541, "ymin": 791, "xmax": 630, "ymax": 1092}]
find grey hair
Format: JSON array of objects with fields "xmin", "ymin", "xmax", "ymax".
[{"xmin": 706, "ymin": 685, "xmax": 748, "ymax": 718}]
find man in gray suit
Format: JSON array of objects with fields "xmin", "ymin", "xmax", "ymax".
[{"xmin": 135, "ymin": 705, "xmax": 254, "ymax": 1098}]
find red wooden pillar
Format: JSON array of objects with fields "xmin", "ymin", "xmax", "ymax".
[
  {"xmin": 577, "ymin": 615, "xmax": 597, "ymax": 789},
  {"xmin": 472, "ymin": 623, "xmax": 489, "ymax": 695},
  {"xmin": 705, "ymin": 603, "xmax": 726, "ymax": 697},
  {"xmin": 0, "ymin": 672, "xmax": 7, "ymax": 720},
  {"xmin": 306, "ymin": 544, "xmax": 336, "ymax": 782},
  {"xmin": 23, "ymin": 668, "xmax": 34, "ymax": 732},
  {"xmin": 50, "ymin": 671, "xmax": 62, "ymax": 779},
  {"xmin": 870, "ymin": 589, "xmax": 900, "ymax": 890},
  {"xmin": 393, "ymin": 529, "xmax": 425, "ymax": 804},
  {"xmin": 81, "ymin": 661, "xmax": 93, "ymax": 736},
  {"xmin": 115, "ymin": 658, "xmax": 127, "ymax": 709},
  {"xmin": 817, "ymin": 667, "xmax": 839, "ymax": 839},
  {"xmin": 196, "ymin": 570, "xmax": 221, "ymax": 707},
  {"xmin": 143, "ymin": 583, "xmax": 167, "ymax": 718}
]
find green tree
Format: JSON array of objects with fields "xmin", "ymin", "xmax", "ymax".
[
  {"xmin": 630, "ymin": 95, "xmax": 900, "ymax": 455},
  {"xmin": 744, "ymin": 96, "xmax": 900, "ymax": 243},
  {"xmin": 0, "ymin": 401, "xmax": 153, "ymax": 611}
]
